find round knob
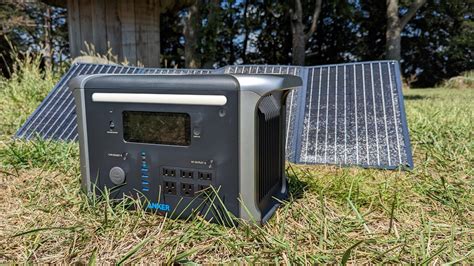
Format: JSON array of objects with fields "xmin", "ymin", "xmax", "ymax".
[{"xmin": 109, "ymin": 166, "xmax": 126, "ymax": 185}]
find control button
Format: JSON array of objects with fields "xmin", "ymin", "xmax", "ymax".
[
  {"xmin": 193, "ymin": 127, "xmax": 201, "ymax": 136},
  {"xmin": 109, "ymin": 166, "xmax": 125, "ymax": 185},
  {"xmin": 109, "ymin": 121, "xmax": 115, "ymax": 129},
  {"xmin": 219, "ymin": 108, "xmax": 226, "ymax": 117}
]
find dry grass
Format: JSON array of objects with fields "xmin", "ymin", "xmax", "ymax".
[{"xmin": 0, "ymin": 58, "xmax": 473, "ymax": 264}]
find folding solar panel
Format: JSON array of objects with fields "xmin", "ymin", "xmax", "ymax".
[
  {"xmin": 223, "ymin": 61, "xmax": 412, "ymax": 169},
  {"xmin": 15, "ymin": 61, "xmax": 412, "ymax": 169},
  {"xmin": 299, "ymin": 62, "xmax": 412, "ymax": 168}
]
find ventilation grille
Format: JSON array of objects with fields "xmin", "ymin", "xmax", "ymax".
[{"xmin": 257, "ymin": 94, "xmax": 284, "ymax": 204}]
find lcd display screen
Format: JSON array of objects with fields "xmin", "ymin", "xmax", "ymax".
[{"xmin": 123, "ymin": 111, "xmax": 191, "ymax": 146}]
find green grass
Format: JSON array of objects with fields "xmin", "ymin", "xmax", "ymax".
[{"xmin": 0, "ymin": 59, "xmax": 472, "ymax": 264}]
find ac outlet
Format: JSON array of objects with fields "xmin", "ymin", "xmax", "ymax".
[
  {"xmin": 196, "ymin": 184, "xmax": 211, "ymax": 197},
  {"xmin": 180, "ymin": 170, "xmax": 194, "ymax": 179},
  {"xmin": 180, "ymin": 183, "xmax": 194, "ymax": 197},
  {"xmin": 198, "ymin": 171, "xmax": 213, "ymax": 180},
  {"xmin": 162, "ymin": 167, "xmax": 176, "ymax": 177},
  {"xmin": 163, "ymin": 181, "xmax": 177, "ymax": 195}
]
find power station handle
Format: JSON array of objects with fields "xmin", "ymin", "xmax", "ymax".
[{"xmin": 91, "ymin": 93, "xmax": 228, "ymax": 106}]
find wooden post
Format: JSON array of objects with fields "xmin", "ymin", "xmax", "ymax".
[{"xmin": 66, "ymin": 0, "xmax": 161, "ymax": 66}]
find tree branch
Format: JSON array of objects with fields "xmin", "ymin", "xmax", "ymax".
[
  {"xmin": 305, "ymin": 0, "xmax": 322, "ymax": 41},
  {"xmin": 399, "ymin": 0, "xmax": 426, "ymax": 29}
]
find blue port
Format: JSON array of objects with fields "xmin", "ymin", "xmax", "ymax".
[
  {"xmin": 142, "ymin": 181, "xmax": 149, "ymax": 185},
  {"xmin": 141, "ymin": 151, "xmax": 146, "ymax": 156},
  {"xmin": 141, "ymin": 164, "xmax": 148, "ymax": 169},
  {"xmin": 141, "ymin": 170, "xmax": 148, "ymax": 175},
  {"xmin": 142, "ymin": 187, "xmax": 149, "ymax": 192},
  {"xmin": 142, "ymin": 174, "xmax": 149, "ymax": 178}
]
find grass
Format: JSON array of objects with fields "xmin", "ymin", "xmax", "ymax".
[{"xmin": 0, "ymin": 58, "xmax": 473, "ymax": 264}]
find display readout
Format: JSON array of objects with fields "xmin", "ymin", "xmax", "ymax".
[{"xmin": 123, "ymin": 111, "xmax": 191, "ymax": 146}]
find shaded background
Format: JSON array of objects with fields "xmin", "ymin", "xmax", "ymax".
[{"xmin": 0, "ymin": 0, "xmax": 472, "ymax": 87}]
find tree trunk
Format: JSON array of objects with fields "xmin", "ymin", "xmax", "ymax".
[
  {"xmin": 184, "ymin": 1, "xmax": 201, "ymax": 68},
  {"xmin": 43, "ymin": 5, "xmax": 52, "ymax": 71},
  {"xmin": 386, "ymin": 0, "xmax": 426, "ymax": 61},
  {"xmin": 386, "ymin": 0, "xmax": 401, "ymax": 60},
  {"xmin": 202, "ymin": 0, "xmax": 220, "ymax": 68},
  {"xmin": 242, "ymin": 0, "xmax": 250, "ymax": 63},
  {"xmin": 290, "ymin": 0, "xmax": 322, "ymax": 66},
  {"xmin": 290, "ymin": 0, "xmax": 306, "ymax": 65}
]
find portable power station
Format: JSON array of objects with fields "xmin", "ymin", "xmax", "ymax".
[{"xmin": 70, "ymin": 74, "xmax": 301, "ymax": 224}]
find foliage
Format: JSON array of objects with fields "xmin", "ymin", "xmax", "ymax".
[
  {"xmin": 400, "ymin": 0, "xmax": 474, "ymax": 87},
  {"xmin": 440, "ymin": 71, "xmax": 474, "ymax": 89},
  {"xmin": 0, "ymin": 51, "xmax": 59, "ymax": 138},
  {"xmin": 1, "ymin": 1, "xmax": 472, "ymax": 86},
  {"xmin": 0, "ymin": 0, "xmax": 68, "ymax": 76}
]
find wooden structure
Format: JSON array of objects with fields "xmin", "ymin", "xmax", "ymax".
[{"xmin": 43, "ymin": 0, "xmax": 192, "ymax": 67}]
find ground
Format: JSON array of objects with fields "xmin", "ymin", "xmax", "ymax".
[{"xmin": 0, "ymin": 61, "xmax": 472, "ymax": 264}]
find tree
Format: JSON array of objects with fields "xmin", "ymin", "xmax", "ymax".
[
  {"xmin": 400, "ymin": 0, "xmax": 473, "ymax": 86},
  {"xmin": 183, "ymin": 0, "xmax": 202, "ymax": 68},
  {"xmin": 0, "ymin": 0, "xmax": 68, "ymax": 76},
  {"xmin": 386, "ymin": 0, "xmax": 426, "ymax": 61},
  {"xmin": 306, "ymin": 1, "xmax": 358, "ymax": 65},
  {"xmin": 289, "ymin": 0, "xmax": 322, "ymax": 65}
]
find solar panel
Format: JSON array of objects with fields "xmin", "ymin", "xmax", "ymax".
[
  {"xmin": 15, "ymin": 61, "xmax": 412, "ymax": 169},
  {"xmin": 298, "ymin": 62, "xmax": 412, "ymax": 168},
  {"xmin": 223, "ymin": 62, "xmax": 412, "ymax": 169}
]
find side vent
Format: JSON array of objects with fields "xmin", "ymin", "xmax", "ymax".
[{"xmin": 256, "ymin": 93, "xmax": 285, "ymax": 213}]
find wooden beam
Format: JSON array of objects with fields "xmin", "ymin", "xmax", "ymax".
[
  {"xmin": 135, "ymin": 0, "xmax": 160, "ymax": 67},
  {"xmin": 91, "ymin": 0, "xmax": 107, "ymax": 55},
  {"xmin": 66, "ymin": 0, "xmax": 80, "ymax": 58},
  {"xmin": 118, "ymin": 0, "xmax": 137, "ymax": 65},
  {"xmin": 104, "ymin": 0, "xmax": 123, "ymax": 60},
  {"xmin": 79, "ymin": 0, "xmax": 93, "ymax": 54}
]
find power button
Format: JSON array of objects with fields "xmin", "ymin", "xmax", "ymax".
[
  {"xmin": 193, "ymin": 127, "xmax": 201, "ymax": 136},
  {"xmin": 109, "ymin": 166, "xmax": 125, "ymax": 185}
]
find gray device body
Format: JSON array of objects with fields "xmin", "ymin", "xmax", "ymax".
[{"xmin": 70, "ymin": 74, "xmax": 302, "ymax": 224}]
